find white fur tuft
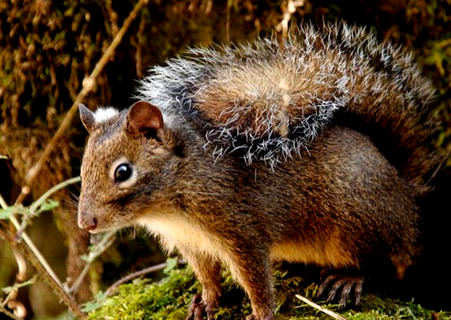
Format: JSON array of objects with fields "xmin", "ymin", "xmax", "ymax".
[{"xmin": 93, "ymin": 107, "xmax": 119, "ymax": 123}]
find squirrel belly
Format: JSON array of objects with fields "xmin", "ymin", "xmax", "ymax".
[{"xmin": 78, "ymin": 20, "xmax": 438, "ymax": 320}]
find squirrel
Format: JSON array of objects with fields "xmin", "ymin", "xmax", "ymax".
[{"xmin": 78, "ymin": 21, "xmax": 440, "ymax": 320}]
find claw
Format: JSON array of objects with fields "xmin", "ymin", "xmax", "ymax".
[
  {"xmin": 186, "ymin": 293, "xmax": 220, "ymax": 320},
  {"xmin": 186, "ymin": 294, "xmax": 205, "ymax": 320},
  {"xmin": 316, "ymin": 271, "xmax": 365, "ymax": 308},
  {"xmin": 316, "ymin": 274, "xmax": 337, "ymax": 298},
  {"xmin": 338, "ymin": 281, "xmax": 354, "ymax": 306},
  {"xmin": 326, "ymin": 277, "xmax": 348, "ymax": 303},
  {"xmin": 353, "ymin": 277, "xmax": 364, "ymax": 306}
]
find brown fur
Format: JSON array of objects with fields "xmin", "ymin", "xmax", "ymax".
[{"xmin": 78, "ymin": 101, "xmax": 420, "ymax": 320}]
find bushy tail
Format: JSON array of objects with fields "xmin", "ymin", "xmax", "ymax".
[{"xmin": 137, "ymin": 21, "xmax": 440, "ymax": 194}]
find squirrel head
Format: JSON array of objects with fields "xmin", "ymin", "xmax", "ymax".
[{"xmin": 78, "ymin": 101, "xmax": 181, "ymax": 233}]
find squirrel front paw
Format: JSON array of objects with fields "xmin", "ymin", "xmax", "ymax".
[
  {"xmin": 316, "ymin": 270, "xmax": 365, "ymax": 309},
  {"xmin": 186, "ymin": 294, "xmax": 216, "ymax": 320}
]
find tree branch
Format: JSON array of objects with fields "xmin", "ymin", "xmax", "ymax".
[
  {"xmin": 1, "ymin": 1, "xmax": 151, "ymax": 319},
  {"xmin": 17, "ymin": 0, "xmax": 150, "ymax": 205}
]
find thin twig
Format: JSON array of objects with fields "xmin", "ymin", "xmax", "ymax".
[
  {"xmin": 30, "ymin": 176, "xmax": 80, "ymax": 213},
  {"xmin": 13, "ymin": 231, "xmax": 87, "ymax": 319},
  {"xmin": 276, "ymin": 0, "xmax": 304, "ymax": 39},
  {"xmin": 225, "ymin": 0, "xmax": 232, "ymax": 44},
  {"xmin": 68, "ymin": 230, "xmax": 116, "ymax": 294},
  {"xmin": 0, "ymin": 192, "xmax": 8, "ymax": 209},
  {"xmin": 2, "ymin": 275, "xmax": 37, "ymax": 318},
  {"xmin": 1, "ymin": 1, "xmax": 150, "ymax": 318},
  {"xmin": 17, "ymin": 0, "xmax": 150, "ymax": 205},
  {"xmin": 9, "ymin": 215, "xmax": 62, "ymax": 289},
  {"xmin": 295, "ymin": 294, "xmax": 348, "ymax": 320},
  {"xmin": 3, "ymin": 176, "xmax": 80, "ymax": 292},
  {"xmin": 0, "ymin": 304, "xmax": 23, "ymax": 320},
  {"xmin": 3, "ymin": 249, "xmax": 28, "ymax": 313},
  {"xmin": 2, "ymin": 178, "xmax": 76, "ymax": 294},
  {"xmin": 2, "ymin": 191, "xmax": 85, "ymax": 319},
  {"xmin": 105, "ymin": 259, "xmax": 186, "ymax": 296}
]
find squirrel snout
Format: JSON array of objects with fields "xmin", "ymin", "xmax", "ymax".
[{"xmin": 78, "ymin": 211, "xmax": 98, "ymax": 232}]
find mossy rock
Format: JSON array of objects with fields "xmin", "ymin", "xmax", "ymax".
[{"xmin": 84, "ymin": 265, "xmax": 450, "ymax": 320}]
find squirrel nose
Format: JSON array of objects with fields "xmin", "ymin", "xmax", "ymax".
[{"xmin": 78, "ymin": 212, "xmax": 98, "ymax": 231}]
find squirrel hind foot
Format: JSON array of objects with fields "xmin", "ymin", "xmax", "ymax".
[{"xmin": 316, "ymin": 271, "xmax": 365, "ymax": 309}]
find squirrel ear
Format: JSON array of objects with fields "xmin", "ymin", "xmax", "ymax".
[
  {"xmin": 127, "ymin": 101, "xmax": 164, "ymax": 138},
  {"xmin": 79, "ymin": 104, "xmax": 95, "ymax": 134}
]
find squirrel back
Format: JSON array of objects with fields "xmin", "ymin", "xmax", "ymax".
[{"xmin": 137, "ymin": 21, "xmax": 438, "ymax": 194}]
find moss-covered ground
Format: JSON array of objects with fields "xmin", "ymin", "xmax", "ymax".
[{"xmin": 83, "ymin": 264, "xmax": 451, "ymax": 320}]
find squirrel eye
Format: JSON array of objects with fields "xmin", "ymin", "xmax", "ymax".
[{"xmin": 114, "ymin": 163, "xmax": 133, "ymax": 183}]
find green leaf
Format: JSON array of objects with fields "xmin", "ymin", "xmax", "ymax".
[
  {"xmin": 82, "ymin": 300, "xmax": 104, "ymax": 313},
  {"xmin": 163, "ymin": 257, "xmax": 179, "ymax": 274},
  {"xmin": 0, "ymin": 206, "xmax": 15, "ymax": 220},
  {"xmin": 37, "ymin": 199, "xmax": 60, "ymax": 213},
  {"xmin": 82, "ymin": 291, "xmax": 107, "ymax": 312}
]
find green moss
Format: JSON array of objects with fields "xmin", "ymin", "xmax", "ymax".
[
  {"xmin": 85, "ymin": 266, "xmax": 451, "ymax": 320},
  {"xmin": 85, "ymin": 268, "xmax": 200, "ymax": 320}
]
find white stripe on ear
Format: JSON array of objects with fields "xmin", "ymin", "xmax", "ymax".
[{"xmin": 93, "ymin": 107, "xmax": 119, "ymax": 123}]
